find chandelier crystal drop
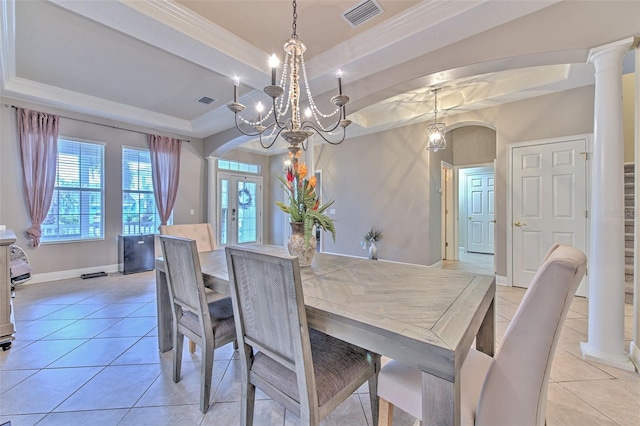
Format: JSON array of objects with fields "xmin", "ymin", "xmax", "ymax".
[
  {"xmin": 426, "ymin": 88, "xmax": 446, "ymax": 152},
  {"xmin": 227, "ymin": 0, "xmax": 350, "ymax": 159}
]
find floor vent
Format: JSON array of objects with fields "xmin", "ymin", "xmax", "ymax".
[
  {"xmin": 342, "ymin": 0, "xmax": 383, "ymax": 27},
  {"xmin": 196, "ymin": 96, "xmax": 216, "ymax": 105}
]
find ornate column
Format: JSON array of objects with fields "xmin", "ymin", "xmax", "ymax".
[
  {"xmin": 632, "ymin": 37, "xmax": 640, "ymax": 372},
  {"xmin": 581, "ymin": 38, "xmax": 635, "ymax": 371}
]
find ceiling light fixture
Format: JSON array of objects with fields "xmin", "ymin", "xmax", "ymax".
[
  {"xmin": 426, "ymin": 88, "xmax": 446, "ymax": 152},
  {"xmin": 227, "ymin": 0, "xmax": 351, "ymax": 158}
]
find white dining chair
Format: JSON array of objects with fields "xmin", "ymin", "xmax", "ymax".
[
  {"xmin": 377, "ymin": 243, "xmax": 587, "ymax": 426},
  {"xmin": 225, "ymin": 246, "xmax": 382, "ymax": 425},
  {"xmin": 159, "ymin": 235, "xmax": 236, "ymax": 413}
]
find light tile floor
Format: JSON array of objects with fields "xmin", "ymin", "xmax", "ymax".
[{"xmin": 0, "ymin": 258, "xmax": 638, "ymax": 426}]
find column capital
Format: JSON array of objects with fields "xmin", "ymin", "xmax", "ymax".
[{"xmin": 588, "ymin": 37, "xmax": 634, "ymax": 64}]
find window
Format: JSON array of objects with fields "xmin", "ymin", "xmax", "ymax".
[
  {"xmin": 217, "ymin": 160, "xmax": 260, "ymax": 174},
  {"xmin": 42, "ymin": 138, "xmax": 105, "ymax": 243},
  {"xmin": 122, "ymin": 147, "xmax": 168, "ymax": 235}
]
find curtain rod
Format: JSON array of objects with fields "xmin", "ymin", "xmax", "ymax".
[{"xmin": 4, "ymin": 104, "xmax": 190, "ymax": 143}]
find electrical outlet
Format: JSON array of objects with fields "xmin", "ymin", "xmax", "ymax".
[
  {"xmin": 190, "ymin": 209, "xmax": 194, "ymax": 215},
  {"xmin": 329, "ymin": 209, "xmax": 336, "ymax": 215}
]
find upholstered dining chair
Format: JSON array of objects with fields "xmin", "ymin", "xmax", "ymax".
[
  {"xmin": 160, "ymin": 223, "xmax": 217, "ymax": 353},
  {"xmin": 159, "ymin": 223, "xmax": 216, "ymax": 252},
  {"xmin": 159, "ymin": 235, "xmax": 236, "ymax": 413},
  {"xmin": 225, "ymin": 246, "xmax": 382, "ymax": 425},
  {"xmin": 377, "ymin": 243, "xmax": 587, "ymax": 426}
]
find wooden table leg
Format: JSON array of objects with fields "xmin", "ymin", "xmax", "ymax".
[
  {"xmin": 475, "ymin": 296, "xmax": 495, "ymax": 357},
  {"xmin": 422, "ymin": 370, "xmax": 459, "ymax": 426},
  {"xmin": 155, "ymin": 269, "xmax": 173, "ymax": 352}
]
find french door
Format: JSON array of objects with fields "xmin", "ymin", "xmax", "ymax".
[{"xmin": 218, "ymin": 173, "xmax": 262, "ymax": 246}]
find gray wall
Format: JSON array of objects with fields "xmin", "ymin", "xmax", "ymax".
[
  {"xmin": 451, "ymin": 126, "xmax": 498, "ymax": 252},
  {"xmin": 451, "ymin": 86, "xmax": 595, "ymax": 276},
  {"xmin": 0, "ymin": 97, "xmax": 206, "ymax": 276},
  {"xmin": 299, "ymin": 123, "xmax": 453, "ymax": 266},
  {"xmin": 451, "ymin": 126, "xmax": 497, "ymax": 166},
  {"xmin": 267, "ymin": 85, "xmax": 595, "ymax": 275},
  {"xmin": 0, "ymin": 84, "xmax": 596, "ymax": 278}
]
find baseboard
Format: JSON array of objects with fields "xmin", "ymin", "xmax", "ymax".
[
  {"xmin": 22, "ymin": 264, "xmax": 121, "ymax": 285},
  {"xmin": 496, "ymin": 275, "xmax": 508, "ymax": 286},
  {"xmin": 430, "ymin": 260, "xmax": 443, "ymax": 268}
]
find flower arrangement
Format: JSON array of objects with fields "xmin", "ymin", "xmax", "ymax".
[
  {"xmin": 276, "ymin": 154, "xmax": 336, "ymax": 247},
  {"xmin": 364, "ymin": 226, "xmax": 382, "ymax": 243}
]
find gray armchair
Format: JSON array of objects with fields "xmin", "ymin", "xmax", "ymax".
[
  {"xmin": 225, "ymin": 246, "xmax": 382, "ymax": 425},
  {"xmin": 159, "ymin": 235, "xmax": 236, "ymax": 413}
]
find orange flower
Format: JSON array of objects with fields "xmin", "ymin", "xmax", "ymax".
[
  {"xmin": 309, "ymin": 176, "xmax": 317, "ymax": 188},
  {"xmin": 298, "ymin": 163, "xmax": 308, "ymax": 178}
]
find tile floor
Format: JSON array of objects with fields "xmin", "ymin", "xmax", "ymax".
[{"xmin": 0, "ymin": 257, "xmax": 638, "ymax": 426}]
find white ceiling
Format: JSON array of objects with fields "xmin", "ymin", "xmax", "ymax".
[{"xmin": 1, "ymin": 0, "xmax": 638, "ymax": 155}]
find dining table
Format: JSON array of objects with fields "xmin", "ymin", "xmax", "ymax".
[{"xmin": 155, "ymin": 246, "xmax": 495, "ymax": 426}]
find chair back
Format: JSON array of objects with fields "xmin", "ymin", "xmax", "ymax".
[
  {"xmin": 159, "ymin": 235, "xmax": 212, "ymax": 339},
  {"xmin": 225, "ymin": 246, "xmax": 317, "ymax": 408},
  {"xmin": 160, "ymin": 223, "xmax": 216, "ymax": 252},
  {"xmin": 476, "ymin": 244, "xmax": 587, "ymax": 426}
]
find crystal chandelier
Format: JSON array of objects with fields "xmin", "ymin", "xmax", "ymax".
[
  {"xmin": 426, "ymin": 88, "xmax": 446, "ymax": 152},
  {"xmin": 227, "ymin": 0, "xmax": 351, "ymax": 158}
]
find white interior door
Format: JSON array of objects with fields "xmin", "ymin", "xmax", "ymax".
[
  {"xmin": 218, "ymin": 173, "xmax": 262, "ymax": 246},
  {"xmin": 467, "ymin": 172, "xmax": 495, "ymax": 254},
  {"xmin": 511, "ymin": 138, "xmax": 587, "ymax": 295}
]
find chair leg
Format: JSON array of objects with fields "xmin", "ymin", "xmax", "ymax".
[
  {"xmin": 369, "ymin": 358, "xmax": 381, "ymax": 426},
  {"xmin": 173, "ymin": 331, "xmax": 184, "ymax": 383},
  {"xmin": 378, "ymin": 397, "xmax": 394, "ymax": 426},
  {"xmin": 241, "ymin": 381, "xmax": 256, "ymax": 426},
  {"xmin": 200, "ymin": 339, "xmax": 215, "ymax": 413},
  {"xmin": 239, "ymin": 344, "xmax": 255, "ymax": 425},
  {"xmin": 189, "ymin": 339, "xmax": 196, "ymax": 353}
]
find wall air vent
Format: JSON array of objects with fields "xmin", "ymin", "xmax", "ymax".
[
  {"xmin": 342, "ymin": 0, "xmax": 384, "ymax": 27},
  {"xmin": 196, "ymin": 96, "xmax": 216, "ymax": 105}
]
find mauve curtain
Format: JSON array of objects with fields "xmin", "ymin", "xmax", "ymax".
[
  {"xmin": 17, "ymin": 108, "xmax": 59, "ymax": 247},
  {"xmin": 148, "ymin": 134, "xmax": 181, "ymax": 226}
]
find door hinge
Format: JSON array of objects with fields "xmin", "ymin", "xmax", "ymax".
[
  {"xmin": 445, "ymin": 242, "xmax": 449, "ymax": 247},
  {"xmin": 585, "ymin": 210, "xmax": 588, "ymax": 219},
  {"xmin": 580, "ymin": 151, "xmax": 590, "ymax": 160}
]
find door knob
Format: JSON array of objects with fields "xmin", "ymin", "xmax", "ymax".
[
  {"xmin": 514, "ymin": 221, "xmax": 526, "ymax": 227},
  {"xmin": 468, "ymin": 216, "xmax": 472, "ymax": 220},
  {"xmin": 490, "ymin": 220, "xmax": 497, "ymax": 223}
]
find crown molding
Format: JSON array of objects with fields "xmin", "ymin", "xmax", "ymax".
[
  {"xmin": 3, "ymin": 77, "xmax": 197, "ymax": 136},
  {"xmin": 304, "ymin": 0, "xmax": 561, "ymax": 100}
]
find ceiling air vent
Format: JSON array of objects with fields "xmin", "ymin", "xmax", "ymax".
[
  {"xmin": 342, "ymin": 0, "xmax": 384, "ymax": 28},
  {"xmin": 196, "ymin": 96, "xmax": 216, "ymax": 105}
]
